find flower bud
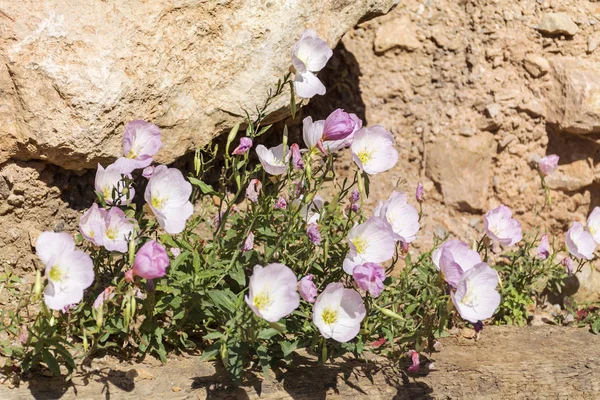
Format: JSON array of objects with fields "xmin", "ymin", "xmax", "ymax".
[
  {"xmin": 416, "ymin": 182, "xmax": 424, "ymax": 203},
  {"xmin": 132, "ymin": 240, "xmax": 170, "ymax": 280},
  {"xmin": 33, "ymin": 270, "xmax": 43, "ymax": 301}
]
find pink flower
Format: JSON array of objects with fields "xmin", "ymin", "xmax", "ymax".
[
  {"xmin": 565, "ymin": 221, "xmax": 595, "ymax": 260},
  {"xmin": 274, "ymin": 196, "xmax": 287, "ymax": 210},
  {"xmin": 292, "ymin": 30, "xmax": 332, "ymax": 99},
  {"xmin": 587, "ymin": 206, "xmax": 600, "ymax": 244},
  {"xmin": 299, "ymin": 274, "xmax": 317, "ymax": 303},
  {"xmin": 79, "ymin": 203, "xmax": 107, "ymax": 246},
  {"xmin": 352, "ymin": 262, "xmax": 386, "ymax": 297},
  {"xmin": 373, "ymin": 192, "xmax": 420, "ymax": 243},
  {"xmin": 291, "ymin": 143, "xmax": 305, "ymax": 170},
  {"xmin": 313, "ymin": 283, "xmax": 365, "ymax": 342},
  {"xmin": 101, "ymin": 207, "xmax": 137, "ymax": 253},
  {"xmin": 537, "ymin": 234, "xmax": 550, "ymax": 260},
  {"xmin": 538, "ymin": 154, "xmax": 559, "ymax": 176},
  {"xmin": 124, "ymin": 269, "xmax": 134, "ymax": 283},
  {"xmin": 36, "ymin": 232, "xmax": 95, "ymax": 311},
  {"xmin": 484, "ymin": 205, "xmax": 522, "ymax": 246},
  {"xmin": 323, "ymin": 112, "xmax": 362, "ymax": 153},
  {"xmin": 307, "ymin": 223, "xmax": 321, "ymax": 245},
  {"xmin": 407, "ymin": 350, "xmax": 420, "ymax": 373},
  {"xmin": 145, "ymin": 165, "xmax": 194, "ymax": 234},
  {"xmin": 242, "ymin": 232, "xmax": 254, "ymax": 253},
  {"xmin": 246, "ymin": 179, "xmax": 262, "ymax": 203},
  {"xmin": 94, "ymin": 163, "xmax": 135, "ymax": 205},
  {"xmin": 350, "ymin": 189, "xmax": 360, "ymax": 204},
  {"xmin": 562, "ymin": 257, "xmax": 574, "ymax": 276},
  {"xmin": 115, "ymin": 120, "xmax": 162, "ymax": 173},
  {"xmin": 451, "ymin": 263, "xmax": 501, "ymax": 323},
  {"xmin": 322, "ymin": 109, "xmax": 361, "ymax": 142},
  {"xmin": 351, "ymin": 126, "xmax": 398, "ymax": 175},
  {"xmin": 232, "ymin": 137, "xmax": 253, "ymax": 155},
  {"xmin": 245, "ymin": 263, "xmax": 300, "ymax": 322},
  {"xmin": 432, "ymin": 239, "xmax": 482, "ymax": 288},
  {"xmin": 142, "ymin": 166, "xmax": 155, "ymax": 179},
  {"xmin": 132, "ymin": 240, "xmax": 170, "ymax": 280},
  {"xmin": 343, "ymin": 217, "xmax": 396, "ymax": 274},
  {"xmin": 416, "ymin": 183, "xmax": 424, "ymax": 203},
  {"xmin": 93, "ymin": 286, "xmax": 116, "ymax": 310},
  {"xmin": 170, "ymin": 247, "xmax": 181, "ymax": 257}
]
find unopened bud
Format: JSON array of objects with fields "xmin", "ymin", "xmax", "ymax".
[
  {"xmin": 96, "ymin": 305, "xmax": 104, "ymax": 329},
  {"xmin": 33, "ymin": 270, "xmax": 43, "ymax": 300}
]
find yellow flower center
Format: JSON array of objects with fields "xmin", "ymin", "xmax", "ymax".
[
  {"xmin": 127, "ymin": 149, "xmax": 137, "ymax": 159},
  {"xmin": 322, "ymin": 307, "xmax": 338, "ymax": 325},
  {"xmin": 590, "ymin": 225, "xmax": 597, "ymax": 236},
  {"xmin": 253, "ymin": 291, "xmax": 271, "ymax": 311},
  {"xmin": 358, "ymin": 150, "xmax": 372, "ymax": 166},
  {"xmin": 102, "ymin": 186, "xmax": 111, "ymax": 199},
  {"xmin": 352, "ymin": 236, "xmax": 367, "ymax": 254},
  {"xmin": 106, "ymin": 228, "xmax": 117, "ymax": 240},
  {"xmin": 460, "ymin": 279, "xmax": 478, "ymax": 307},
  {"xmin": 49, "ymin": 265, "xmax": 62, "ymax": 282},
  {"xmin": 151, "ymin": 196, "xmax": 166, "ymax": 209}
]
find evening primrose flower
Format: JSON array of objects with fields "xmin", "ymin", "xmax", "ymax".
[
  {"xmin": 79, "ymin": 203, "xmax": 107, "ymax": 246},
  {"xmin": 232, "ymin": 137, "xmax": 253, "ymax": 156},
  {"xmin": 36, "ymin": 232, "xmax": 94, "ymax": 311},
  {"xmin": 93, "ymin": 286, "xmax": 116, "ymax": 310},
  {"xmin": 245, "ymin": 263, "xmax": 300, "ymax": 322},
  {"xmin": 132, "ymin": 240, "xmax": 170, "ymax": 280},
  {"xmin": 432, "ymin": 239, "xmax": 481, "ymax": 288},
  {"xmin": 242, "ymin": 232, "xmax": 255, "ymax": 253},
  {"xmin": 101, "ymin": 207, "xmax": 137, "ymax": 253},
  {"xmin": 537, "ymin": 234, "xmax": 550, "ymax": 260},
  {"xmin": 587, "ymin": 207, "xmax": 600, "ymax": 244},
  {"xmin": 299, "ymin": 274, "xmax": 317, "ymax": 303},
  {"xmin": 562, "ymin": 256, "xmax": 574, "ymax": 276},
  {"xmin": 142, "ymin": 166, "xmax": 155, "ymax": 179},
  {"xmin": 256, "ymin": 144, "xmax": 289, "ymax": 176},
  {"xmin": 373, "ymin": 192, "xmax": 420, "ymax": 243},
  {"xmin": 323, "ymin": 109, "xmax": 361, "ymax": 142},
  {"xmin": 416, "ymin": 183, "xmax": 424, "ymax": 203},
  {"xmin": 299, "ymin": 195, "xmax": 325, "ymax": 224},
  {"xmin": 343, "ymin": 217, "xmax": 396, "ymax": 274},
  {"xmin": 292, "ymin": 29, "xmax": 332, "ymax": 98},
  {"xmin": 352, "ymin": 262, "xmax": 386, "ymax": 298},
  {"xmin": 351, "ymin": 126, "xmax": 398, "ymax": 175},
  {"xmin": 451, "ymin": 263, "xmax": 501, "ymax": 324},
  {"xmin": 307, "ymin": 223, "xmax": 321, "ymax": 245},
  {"xmin": 145, "ymin": 165, "xmax": 193, "ymax": 234},
  {"xmin": 291, "ymin": 143, "xmax": 305, "ymax": 170},
  {"xmin": 565, "ymin": 221, "xmax": 595, "ymax": 260},
  {"xmin": 246, "ymin": 179, "xmax": 262, "ymax": 203},
  {"xmin": 538, "ymin": 154, "xmax": 559, "ymax": 176},
  {"xmin": 117, "ymin": 120, "xmax": 162, "ymax": 172},
  {"xmin": 484, "ymin": 204, "xmax": 522, "ymax": 246},
  {"xmin": 302, "ymin": 116, "xmax": 325, "ymax": 151},
  {"xmin": 274, "ymin": 196, "xmax": 287, "ymax": 210},
  {"xmin": 94, "ymin": 163, "xmax": 135, "ymax": 205},
  {"xmin": 313, "ymin": 282, "xmax": 366, "ymax": 342}
]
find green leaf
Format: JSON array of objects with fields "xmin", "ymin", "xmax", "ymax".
[
  {"xmin": 280, "ymin": 341, "xmax": 297, "ymax": 357},
  {"xmin": 42, "ymin": 349, "xmax": 61, "ymax": 376},
  {"xmin": 188, "ymin": 177, "xmax": 214, "ymax": 194},
  {"xmin": 207, "ymin": 289, "xmax": 237, "ymax": 312},
  {"xmin": 289, "ymin": 82, "xmax": 297, "ymax": 119},
  {"xmin": 257, "ymin": 328, "xmax": 280, "ymax": 340},
  {"xmin": 203, "ymin": 332, "xmax": 223, "ymax": 341}
]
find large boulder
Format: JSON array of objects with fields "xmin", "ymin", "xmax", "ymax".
[{"xmin": 0, "ymin": 0, "xmax": 398, "ymax": 170}]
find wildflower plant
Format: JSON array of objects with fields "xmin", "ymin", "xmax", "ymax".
[{"xmin": 1, "ymin": 29, "xmax": 598, "ymax": 384}]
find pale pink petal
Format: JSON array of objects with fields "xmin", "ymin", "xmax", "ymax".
[
  {"xmin": 294, "ymin": 71, "xmax": 326, "ymax": 99},
  {"xmin": 36, "ymin": 232, "xmax": 75, "ymax": 266}
]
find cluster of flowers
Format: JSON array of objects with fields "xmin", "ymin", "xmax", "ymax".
[{"xmin": 37, "ymin": 121, "xmax": 193, "ymax": 310}]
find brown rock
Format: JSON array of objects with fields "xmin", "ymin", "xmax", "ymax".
[
  {"xmin": 572, "ymin": 262, "xmax": 600, "ymax": 303},
  {"xmin": 546, "ymin": 58, "xmax": 600, "ymax": 134},
  {"xmin": 545, "ymin": 159, "xmax": 594, "ymax": 192},
  {"xmin": 374, "ymin": 16, "xmax": 421, "ymax": 53},
  {"xmin": 0, "ymin": 0, "xmax": 398, "ymax": 170},
  {"xmin": 425, "ymin": 133, "xmax": 495, "ymax": 212},
  {"xmin": 523, "ymin": 54, "xmax": 550, "ymax": 78},
  {"xmin": 538, "ymin": 13, "xmax": 579, "ymax": 37}
]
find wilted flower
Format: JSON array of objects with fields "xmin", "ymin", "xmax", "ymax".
[
  {"xmin": 232, "ymin": 137, "xmax": 253, "ymax": 156},
  {"xmin": 562, "ymin": 256, "xmax": 575, "ymax": 276},
  {"xmin": 307, "ymin": 223, "xmax": 321, "ymax": 245},
  {"xmin": 246, "ymin": 179, "xmax": 262, "ymax": 203},
  {"xmin": 565, "ymin": 221, "xmax": 595, "ymax": 260},
  {"xmin": 93, "ymin": 286, "xmax": 116, "ymax": 310},
  {"xmin": 242, "ymin": 232, "xmax": 255, "ymax": 253},
  {"xmin": 117, "ymin": 120, "xmax": 162, "ymax": 172},
  {"xmin": 350, "ymin": 189, "xmax": 360, "ymax": 204},
  {"xmin": 124, "ymin": 269, "xmax": 134, "ymax": 283},
  {"xmin": 18, "ymin": 326, "xmax": 28, "ymax": 345},
  {"xmin": 256, "ymin": 144, "xmax": 289, "ymax": 176},
  {"xmin": 451, "ymin": 263, "xmax": 501, "ymax": 323},
  {"xmin": 101, "ymin": 207, "xmax": 136, "ymax": 253},
  {"xmin": 351, "ymin": 126, "xmax": 398, "ymax": 175},
  {"xmin": 538, "ymin": 154, "xmax": 559, "ymax": 176},
  {"xmin": 274, "ymin": 196, "xmax": 287, "ymax": 210},
  {"xmin": 313, "ymin": 282, "xmax": 366, "ymax": 342},
  {"xmin": 416, "ymin": 183, "xmax": 424, "ymax": 203},
  {"xmin": 95, "ymin": 163, "xmax": 135, "ymax": 205},
  {"xmin": 291, "ymin": 143, "xmax": 305, "ymax": 170},
  {"xmin": 145, "ymin": 165, "xmax": 193, "ymax": 234},
  {"xmin": 245, "ymin": 263, "xmax": 300, "ymax": 322},
  {"xmin": 142, "ymin": 166, "xmax": 155, "ymax": 179},
  {"xmin": 292, "ymin": 29, "xmax": 332, "ymax": 98},
  {"xmin": 407, "ymin": 350, "xmax": 420, "ymax": 373},
  {"xmin": 79, "ymin": 203, "xmax": 107, "ymax": 246},
  {"xmin": 298, "ymin": 274, "xmax": 317, "ymax": 303},
  {"xmin": 352, "ymin": 262, "xmax": 386, "ymax": 298},
  {"xmin": 587, "ymin": 207, "xmax": 600, "ymax": 244},
  {"xmin": 132, "ymin": 240, "xmax": 170, "ymax": 280},
  {"xmin": 302, "ymin": 116, "xmax": 325, "ymax": 151},
  {"xmin": 373, "ymin": 192, "xmax": 420, "ymax": 243},
  {"xmin": 36, "ymin": 232, "xmax": 94, "ymax": 311},
  {"xmin": 484, "ymin": 205, "xmax": 522, "ymax": 246},
  {"xmin": 537, "ymin": 234, "xmax": 550, "ymax": 260},
  {"xmin": 432, "ymin": 239, "xmax": 481, "ymax": 288},
  {"xmin": 343, "ymin": 217, "xmax": 396, "ymax": 274},
  {"xmin": 170, "ymin": 247, "xmax": 181, "ymax": 257},
  {"xmin": 322, "ymin": 109, "xmax": 361, "ymax": 142}
]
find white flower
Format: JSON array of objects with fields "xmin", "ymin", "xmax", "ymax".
[
  {"xmin": 36, "ymin": 232, "xmax": 95, "ymax": 311},
  {"xmin": 292, "ymin": 30, "xmax": 332, "ymax": 98},
  {"xmin": 101, "ymin": 207, "xmax": 137, "ymax": 253},
  {"xmin": 145, "ymin": 165, "xmax": 194, "ymax": 234},
  {"xmin": 373, "ymin": 192, "xmax": 420, "ymax": 243},
  {"xmin": 451, "ymin": 263, "xmax": 501, "ymax": 323},
  {"xmin": 565, "ymin": 221, "xmax": 595, "ymax": 260},
  {"xmin": 432, "ymin": 239, "xmax": 481, "ymax": 288},
  {"xmin": 302, "ymin": 116, "xmax": 325, "ymax": 150},
  {"xmin": 79, "ymin": 203, "xmax": 106, "ymax": 246},
  {"xmin": 245, "ymin": 263, "xmax": 300, "ymax": 322},
  {"xmin": 313, "ymin": 283, "xmax": 366, "ymax": 342},
  {"xmin": 587, "ymin": 207, "xmax": 600, "ymax": 244},
  {"xmin": 343, "ymin": 217, "xmax": 396, "ymax": 274},
  {"xmin": 256, "ymin": 144, "xmax": 290, "ymax": 176},
  {"xmin": 351, "ymin": 126, "xmax": 398, "ymax": 175},
  {"xmin": 299, "ymin": 195, "xmax": 325, "ymax": 225},
  {"xmin": 94, "ymin": 163, "xmax": 135, "ymax": 205}
]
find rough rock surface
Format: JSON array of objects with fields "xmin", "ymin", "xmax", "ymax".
[
  {"xmin": 0, "ymin": 0, "xmax": 398, "ymax": 170},
  {"xmin": 538, "ymin": 12, "xmax": 580, "ymax": 37}
]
